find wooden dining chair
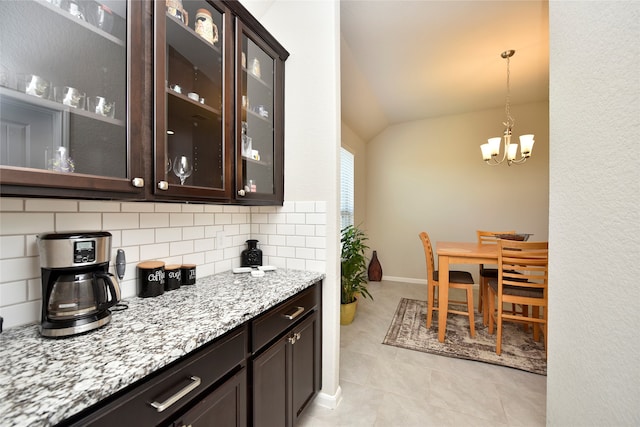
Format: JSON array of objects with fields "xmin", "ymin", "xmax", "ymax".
[
  {"xmin": 419, "ymin": 232, "xmax": 476, "ymax": 338},
  {"xmin": 487, "ymin": 240, "xmax": 549, "ymax": 355},
  {"xmin": 476, "ymin": 230, "xmax": 515, "ymax": 324}
]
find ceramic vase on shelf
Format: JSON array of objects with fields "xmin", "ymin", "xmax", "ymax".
[{"xmin": 368, "ymin": 250, "xmax": 382, "ymax": 281}]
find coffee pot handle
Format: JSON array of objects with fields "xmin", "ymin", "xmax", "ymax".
[{"xmin": 95, "ymin": 272, "xmax": 121, "ymax": 310}]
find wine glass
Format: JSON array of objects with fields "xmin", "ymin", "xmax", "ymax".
[{"xmin": 173, "ymin": 155, "xmax": 193, "ymax": 185}]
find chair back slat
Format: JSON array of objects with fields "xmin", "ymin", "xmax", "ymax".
[
  {"xmin": 498, "ymin": 240, "xmax": 549, "ymax": 290},
  {"xmin": 419, "ymin": 232, "xmax": 435, "ymax": 285}
]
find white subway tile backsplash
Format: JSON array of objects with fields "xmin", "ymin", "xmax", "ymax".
[
  {"xmin": 284, "ymin": 213, "xmax": 305, "ymax": 224},
  {"xmin": 295, "ymin": 247, "xmax": 316, "ymax": 260},
  {"xmin": 268, "ymin": 212, "xmax": 287, "ymax": 224},
  {"xmin": 26, "ymin": 199, "xmax": 77, "ymax": 212},
  {"xmin": 0, "ymin": 199, "xmax": 327, "ymax": 328},
  {"xmin": 79, "ymin": 201, "xmax": 121, "ymax": 212},
  {"xmin": 182, "ymin": 204, "xmax": 205, "ymax": 213},
  {"xmin": 305, "ymin": 213, "xmax": 326, "ymax": 225},
  {"xmin": 155, "ymin": 203, "xmax": 182, "ymax": 213},
  {"xmin": 140, "ymin": 213, "xmax": 170, "ymax": 228},
  {"xmin": 139, "ymin": 243, "xmax": 170, "ymax": 261},
  {"xmin": 28, "ymin": 278, "xmax": 42, "ymax": 301},
  {"xmin": 295, "ymin": 225, "xmax": 314, "ymax": 236},
  {"xmin": 194, "ymin": 213, "xmax": 215, "ymax": 226},
  {"xmin": 0, "ymin": 198, "xmax": 24, "ymax": 211},
  {"xmin": 259, "ymin": 223, "xmax": 277, "ymax": 235},
  {"xmin": 121, "ymin": 202, "xmax": 154, "ymax": 212},
  {"xmin": 286, "ymin": 235, "xmax": 305, "ymax": 247},
  {"xmin": 251, "ymin": 213, "xmax": 269, "ymax": 224},
  {"xmin": 182, "ymin": 226, "xmax": 205, "ymax": 240},
  {"xmin": 0, "ymin": 280, "xmax": 28, "ymax": 305},
  {"xmin": 215, "ymin": 213, "xmax": 232, "ymax": 225},
  {"xmin": 122, "ymin": 229, "xmax": 155, "ymax": 246},
  {"xmin": 306, "ymin": 236, "xmax": 325, "ymax": 249},
  {"xmin": 169, "ymin": 213, "xmax": 194, "ymax": 227},
  {"xmin": 0, "ymin": 257, "xmax": 39, "ymax": 283},
  {"xmin": 294, "ymin": 201, "xmax": 316, "ymax": 213},
  {"xmin": 0, "ymin": 213, "xmax": 54, "ymax": 235},
  {"xmin": 103, "ymin": 213, "xmax": 139, "ymax": 230},
  {"xmin": 277, "ymin": 224, "xmax": 295, "ymax": 235},
  {"xmin": 55, "ymin": 213, "xmax": 102, "ymax": 232},
  {"xmin": 0, "ymin": 235, "xmax": 25, "ymax": 258},
  {"xmin": 268, "ymin": 234, "xmax": 286, "ymax": 246},
  {"xmin": 170, "ymin": 240, "xmax": 194, "ymax": 256}
]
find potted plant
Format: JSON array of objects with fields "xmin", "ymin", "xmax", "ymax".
[{"xmin": 340, "ymin": 224, "xmax": 373, "ymax": 325}]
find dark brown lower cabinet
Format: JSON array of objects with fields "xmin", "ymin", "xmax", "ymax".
[
  {"xmin": 251, "ymin": 283, "xmax": 322, "ymax": 427},
  {"xmin": 173, "ymin": 368, "xmax": 247, "ymax": 427}
]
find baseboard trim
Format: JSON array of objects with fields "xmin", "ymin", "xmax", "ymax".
[
  {"xmin": 313, "ymin": 385, "xmax": 343, "ymax": 409},
  {"xmin": 380, "ymin": 276, "xmax": 427, "ymax": 285}
]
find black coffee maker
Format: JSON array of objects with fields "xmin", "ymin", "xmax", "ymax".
[{"xmin": 37, "ymin": 231, "xmax": 121, "ymax": 338}]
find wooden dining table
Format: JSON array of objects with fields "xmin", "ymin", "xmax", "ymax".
[{"xmin": 436, "ymin": 241, "xmax": 498, "ymax": 342}]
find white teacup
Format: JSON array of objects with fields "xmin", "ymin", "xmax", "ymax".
[
  {"xmin": 88, "ymin": 96, "xmax": 115, "ymax": 118},
  {"xmin": 54, "ymin": 86, "xmax": 85, "ymax": 109}
]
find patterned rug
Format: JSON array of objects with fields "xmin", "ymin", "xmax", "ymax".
[{"xmin": 383, "ymin": 298, "xmax": 547, "ymax": 375}]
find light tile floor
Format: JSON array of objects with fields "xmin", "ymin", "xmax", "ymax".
[{"xmin": 298, "ymin": 280, "xmax": 546, "ymax": 426}]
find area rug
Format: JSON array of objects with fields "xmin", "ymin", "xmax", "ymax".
[{"xmin": 383, "ymin": 298, "xmax": 546, "ymax": 375}]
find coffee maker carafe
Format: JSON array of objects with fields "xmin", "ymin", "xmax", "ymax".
[{"xmin": 37, "ymin": 231, "xmax": 121, "ymax": 338}]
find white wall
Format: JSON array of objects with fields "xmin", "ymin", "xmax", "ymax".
[
  {"xmin": 365, "ymin": 101, "xmax": 549, "ymax": 283},
  {"xmin": 239, "ymin": 0, "xmax": 342, "ymax": 407},
  {"xmin": 547, "ymin": 2, "xmax": 640, "ymax": 425}
]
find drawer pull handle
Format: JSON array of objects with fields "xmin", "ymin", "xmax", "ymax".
[
  {"xmin": 283, "ymin": 306, "xmax": 304, "ymax": 320},
  {"xmin": 150, "ymin": 376, "xmax": 201, "ymax": 412}
]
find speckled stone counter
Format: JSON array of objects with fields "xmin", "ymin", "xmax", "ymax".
[{"xmin": 0, "ymin": 269, "xmax": 324, "ymax": 427}]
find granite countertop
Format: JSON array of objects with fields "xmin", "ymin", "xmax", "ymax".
[{"xmin": 0, "ymin": 269, "xmax": 325, "ymax": 427}]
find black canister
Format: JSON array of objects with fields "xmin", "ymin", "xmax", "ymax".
[
  {"xmin": 181, "ymin": 264, "xmax": 196, "ymax": 285},
  {"xmin": 137, "ymin": 261, "xmax": 165, "ymax": 297},
  {"xmin": 165, "ymin": 264, "xmax": 181, "ymax": 291},
  {"xmin": 241, "ymin": 239, "xmax": 262, "ymax": 267}
]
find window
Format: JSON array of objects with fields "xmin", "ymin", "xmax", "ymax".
[{"xmin": 340, "ymin": 147, "xmax": 354, "ymax": 230}]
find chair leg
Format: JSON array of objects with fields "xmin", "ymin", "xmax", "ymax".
[
  {"xmin": 532, "ymin": 306, "xmax": 540, "ymax": 342},
  {"xmin": 426, "ymin": 282, "xmax": 435, "ymax": 328},
  {"xmin": 482, "ymin": 279, "xmax": 490, "ymax": 326},
  {"xmin": 496, "ymin": 302, "xmax": 503, "ymax": 356},
  {"xmin": 488, "ymin": 288, "xmax": 495, "ymax": 334},
  {"xmin": 477, "ymin": 276, "xmax": 484, "ymax": 314},
  {"xmin": 466, "ymin": 286, "xmax": 475, "ymax": 338}
]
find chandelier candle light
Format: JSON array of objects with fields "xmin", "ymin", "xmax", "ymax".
[{"xmin": 481, "ymin": 50, "xmax": 535, "ymax": 166}]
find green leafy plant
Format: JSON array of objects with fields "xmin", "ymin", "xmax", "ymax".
[{"xmin": 341, "ymin": 224, "xmax": 373, "ymax": 304}]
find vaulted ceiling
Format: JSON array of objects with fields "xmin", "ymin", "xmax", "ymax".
[{"xmin": 341, "ymin": 0, "xmax": 550, "ymax": 141}]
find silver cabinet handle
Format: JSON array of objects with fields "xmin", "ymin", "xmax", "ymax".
[
  {"xmin": 157, "ymin": 181, "xmax": 169, "ymax": 190},
  {"xmin": 132, "ymin": 177, "xmax": 144, "ymax": 187},
  {"xmin": 283, "ymin": 306, "xmax": 304, "ymax": 320},
  {"xmin": 150, "ymin": 376, "xmax": 201, "ymax": 412}
]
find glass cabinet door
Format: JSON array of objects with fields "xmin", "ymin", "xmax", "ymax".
[
  {"xmin": 236, "ymin": 21, "xmax": 284, "ymax": 203},
  {"xmin": 154, "ymin": 0, "xmax": 232, "ymax": 200},
  {"xmin": 0, "ymin": 0, "xmax": 143, "ymax": 195}
]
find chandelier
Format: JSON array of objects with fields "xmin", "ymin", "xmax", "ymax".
[{"xmin": 481, "ymin": 50, "xmax": 534, "ymax": 166}]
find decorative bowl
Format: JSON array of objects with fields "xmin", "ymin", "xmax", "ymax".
[{"xmin": 494, "ymin": 233, "xmax": 532, "ymax": 241}]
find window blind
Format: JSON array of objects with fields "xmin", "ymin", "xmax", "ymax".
[{"xmin": 340, "ymin": 147, "xmax": 354, "ymax": 230}]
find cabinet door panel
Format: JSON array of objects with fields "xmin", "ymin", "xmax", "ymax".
[
  {"xmin": 174, "ymin": 368, "xmax": 247, "ymax": 427},
  {"xmin": 153, "ymin": 0, "xmax": 233, "ymax": 201},
  {"xmin": 0, "ymin": 0, "xmax": 144, "ymax": 198},
  {"xmin": 235, "ymin": 19, "xmax": 286, "ymax": 204},
  {"xmin": 292, "ymin": 314, "xmax": 320, "ymax": 421},
  {"xmin": 252, "ymin": 337, "xmax": 289, "ymax": 427}
]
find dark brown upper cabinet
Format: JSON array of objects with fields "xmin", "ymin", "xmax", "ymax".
[
  {"xmin": 234, "ymin": 16, "xmax": 288, "ymax": 205},
  {"xmin": 0, "ymin": 0, "xmax": 146, "ymax": 199},
  {"xmin": 152, "ymin": 0, "xmax": 234, "ymax": 202},
  {"xmin": 0, "ymin": 0, "xmax": 288, "ymax": 205}
]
